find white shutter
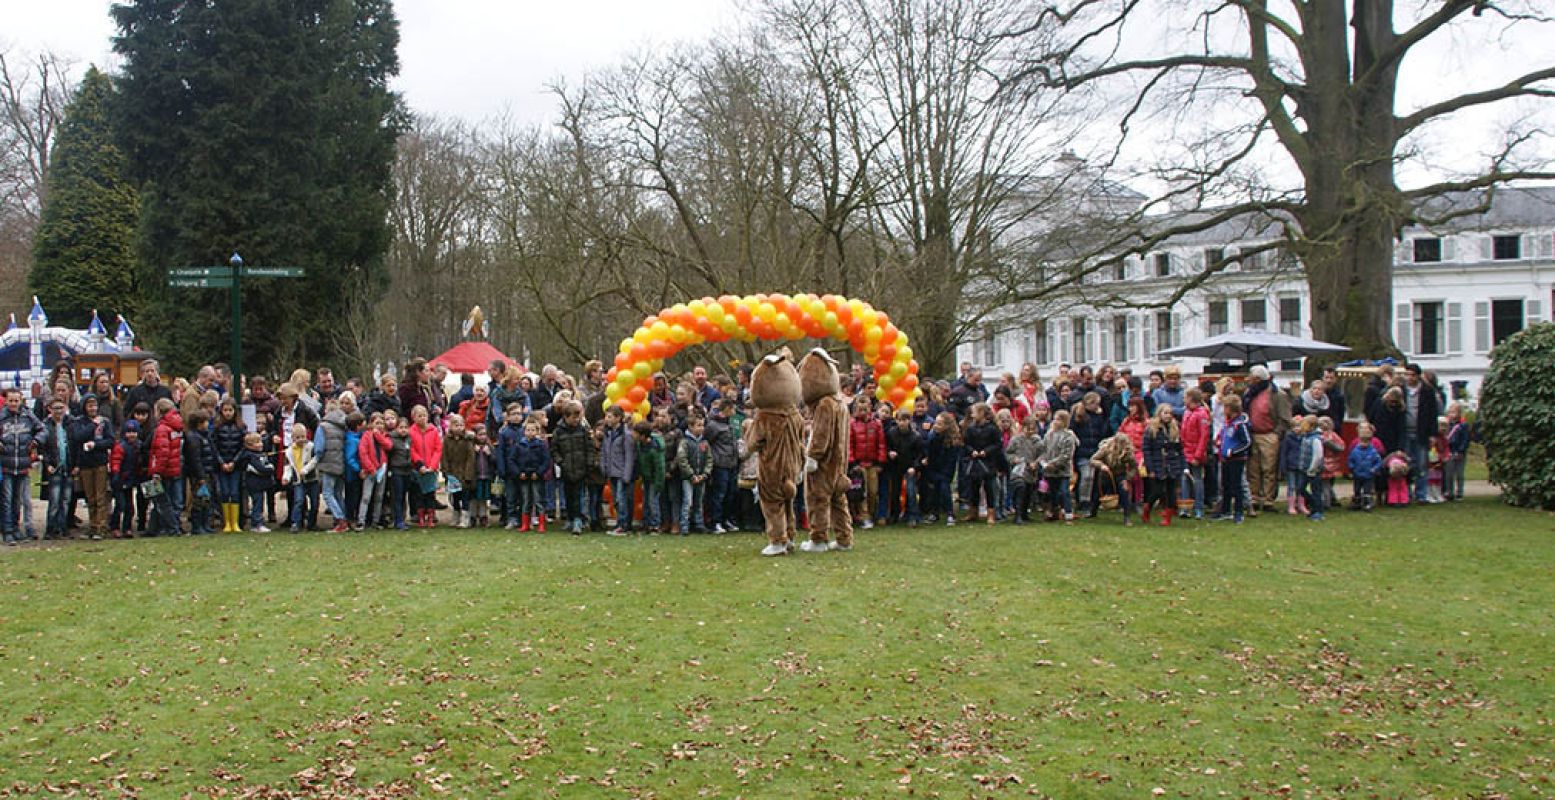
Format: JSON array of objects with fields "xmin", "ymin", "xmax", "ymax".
[
  {"xmin": 1441, "ymin": 236, "xmax": 1457, "ymax": 262},
  {"xmin": 1397, "ymin": 239, "xmax": 1413, "ymax": 264},
  {"xmin": 1528, "ymin": 299, "xmax": 1543, "ymax": 324},
  {"xmin": 1536, "ymin": 233, "xmax": 1555, "ymax": 260},
  {"xmin": 1168, "ymin": 312, "xmax": 1180, "ymax": 352},
  {"xmin": 1479, "ymin": 236, "xmax": 1493, "ymax": 261},
  {"xmin": 1138, "ymin": 312, "xmax": 1152, "ymax": 359},
  {"xmin": 1395, "ymin": 302, "xmax": 1413, "ymax": 354},
  {"xmin": 1099, "ymin": 319, "xmax": 1112, "ymax": 364},
  {"xmin": 1474, "ymin": 301, "xmax": 1491, "ymax": 353},
  {"xmin": 1446, "ymin": 302, "xmax": 1463, "ymax": 354},
  {"xmin": 1523, "ymin": 234, "xmax": 1540, "ymax": 260}
]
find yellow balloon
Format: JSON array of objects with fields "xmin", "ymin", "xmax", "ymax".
[
  {"xmin": 898, "ymin": 345, "xmax": 913, "ymax": 363},
  {"xmin": 651, "ymin": 321, "xmax": 671, "ymax": 339},
  {"xmin": 864, "ymin": 346, "xmax": 880, "ymax": 362},
  {"xmin": 688, "ymin": 299, "xmax": 707, "ymax": 317},
  {"xmin": 890, "ymin": 361, "xmax": 908, "ymax": 379},
  {"xmin": 879, "ymin": 374, "xmax": 897, "ymax": 391},
  {"xmin": 605, "ymin": 383, "xmax": 623, "ymax": 401},
  {"xmin": 757, "ymin": 302, "xmax": 778, "ymax": 323},
  {"xmin": 865, "ymin": 326, "xmax": 883, "ymax": 343},
  {"xmin": 823, "ymin": 311, "xmax": 840, "ymax": 331},
  {"xmin": 720, "ymin": 316, "xmax": 739, "ymax": 333},
  {"xmin": 669, "ymin": 325, "xmax": 688, "ymax": 343},
  {"xmin": 901, "ymin": 399, "xmax": 915, "ymax": 414},
  {"xmin": 860, "ymin": 310, "xmax": 878, "ymax": 329},
  {"xmin": 633, "ymin": 362, "xmax": 652, "ymax": 380},
  {"xmin": 635, "ymin": 400, "xmax": 650, "ymax": 419},
  {"xmin": 707, "ymin": 304, "xmax": 726, "ymax": 324},
  {"xmin": 634, "ymin": 328, "xmax": 653, "ymax": 345},
  {"xmin": 848, "ymin": 299, "xmax": 865, "ymax": 317},
  {"xmin": 619, "ymin": 339, "xmax": 634, "ymax": 355}
]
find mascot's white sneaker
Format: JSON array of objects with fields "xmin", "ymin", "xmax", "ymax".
[
  {"xmin": 828, "ymin": 541, "xmax": 852, "ymax": 552},
  {"xmin": 799, "ymin": 539, "xmax": 830, "ymax": 553},
  {"xmin": 760, "ymin": 543, "xmax": 788, "ymax": 557}
]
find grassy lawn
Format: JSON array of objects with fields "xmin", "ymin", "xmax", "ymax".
[{"xmin": 2, "ymin": 498, "xmax": 1552, "ymax": 797}]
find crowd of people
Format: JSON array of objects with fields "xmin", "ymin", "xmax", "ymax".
[{"xmin": 0, "ymin": 351, "xmax": 1473, "ymax": 546}]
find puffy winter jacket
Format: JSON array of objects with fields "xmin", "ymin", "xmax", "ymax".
[
  {"xmin": 408, "ymin": 423, "xmax": 442, "ymax": 472},
  {"xmin": 884, "ymin": 424, "xmax": 924, "ymax": 474},
  {"xmin": 848, "ymin": 417, "xmax": 886, "ymax": 466},
  {"xmin": 599, "ymin": 423, "xmax": 636, "ymax": 480},
  {"xmin": 148, "ymin": 409, "xmax": 184, "ymax": 479},
  {"xmin": 551, "ymin": 421, "xmax": 593, "ymax": 483},
  {"xmin": 924, "ymin": 432, "xmax": 962, "ymax": 481},
  {"xmin": 182, "ymin": 427, "xmax": 209, "ymax": 481},
  {"xmin": 441, "ymin": 431, "xmax": 475, "ymax": 484},
  {"xmin": 1348, "ymin": 440, "xmax": 1383, "ymax": 480},
  {"xmin": 513, "ymin": 436, "xmax": 550, "ymax": 480},
  {"xmin": 703, "ymin": 414, "xmax": 737, "ymax": 470},
  {"xmin": 212, "ymin": 420, "xmax": 247, "ymax": 469},
  {"xmin": 1141, "ymin": 426, "xmax": 1185, "ymax": 479},
  {"xmin": 387, "ymin": 430, "xmax": 413, "ymax": 474},
  {"xmin": 1218, "ymin": 414, "xmax": 1251, "ymax": 461},
  {"xmin": 1072, "ymin": 412, "xmax": 1108, "ymax": 461},
  {"xmin": 110, "ymin": 437, "xmax": 145, "ymax": 489},
  {"xmin": 633, "ymin": 432, "xmax": 665, "ymax": 486},
  {"xmin": 675, "ymin": 431, "xmax": 712, "ymax": 481},
  {"xmin": 315, "ymin": 411, "xmax": 349, "ymax": 476},
  {"xmin": 70, "ymin": 414, "xmax": 115, "ymax": 470},
  {"xmin": 1040, "ymin": 428, "xmax": 1078, "ymax": 478},
  {"xmin": 963, "ymin": 420, "xmax": 1006, "ymax": 473},
  {"xmin": 1004, "ymin": 432, "xmax": 1045, "ymax": 485},
  {"xmin": 1278, "ymin": 431, "xmax": 1306, "ymax": 474},
  {"xmin": 0, "ymin": 406, "xmax": 43, "ymax": 473},
  {"xmin": 1180, "ymin": 405, "xmax": 1211, "ymax": 466},
  {"xmin": 1118, "ymin": 417, "xmax": 1147, "ymax": 464}
]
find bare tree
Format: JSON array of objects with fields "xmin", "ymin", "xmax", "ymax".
[
  {"xmin": 0, "ymin": 48, "xmax": 73, "ymax": 315},
  {"xmin": 1004, "ymin": 1, "xmax": 1555, "ymax": 366}
]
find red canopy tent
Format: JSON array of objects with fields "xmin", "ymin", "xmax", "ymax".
[{"xmin": 429, "ymin": 340, "xmax": 522, "ymax": 375}]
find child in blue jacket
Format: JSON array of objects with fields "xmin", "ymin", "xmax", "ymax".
[{"xmin": 1347, "ymin": 422, "xmax": 1384, "ymax": 512}]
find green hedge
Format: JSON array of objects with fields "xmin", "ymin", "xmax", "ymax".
[{"xmin": 1479, "ymin": 322, "xmax": 1555, "ymax": 509}]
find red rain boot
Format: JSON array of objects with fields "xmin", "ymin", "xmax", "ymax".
[
  {"xmin": 1159, "ymin": 507, "xmax": 1173, "ymax": 527},
  {"xmin": 536, "ymin": 514, "xmax": 546, "ymax": 533},
  {"xmin": 518, "ymin": 514, "xmax": 531, "ymax": 532}
]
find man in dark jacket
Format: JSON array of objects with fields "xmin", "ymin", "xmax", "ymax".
[
  {"xmin": 123, "ymin": 360, "xmax": 174, "ymax": 423},
  {"xmin": 1, "ymin": 388, "xmax": 45, "ymax": 543}
]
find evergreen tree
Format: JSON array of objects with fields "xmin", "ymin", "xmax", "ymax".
[
  {"xmin": 28, "ymin": 67, "xmax": 139, "ymax": 329},
  {"xmin": 112, "ymin": 0, "xmax": 403, "ymax": 375}
]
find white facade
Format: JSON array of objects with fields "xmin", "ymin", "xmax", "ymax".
[{"xmin": 959, "ymin": 186, "xmax": 1555, "ymax": 398}]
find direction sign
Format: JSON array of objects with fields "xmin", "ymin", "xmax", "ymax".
[
  {"xmin": 167, "ymin": 277, "xmax": 234, "ymax": 289},
  {"xmin": 241, "ymin": 266, "xmax": 305, "ymax": 278},
  {"xmin": 169, "ymin": 266, "xmax": 233, "ymax": 278}
]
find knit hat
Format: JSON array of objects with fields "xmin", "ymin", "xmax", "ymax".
[{"xmin": 124, "ymin": 419, "xmax": 140, "ymax": 433}]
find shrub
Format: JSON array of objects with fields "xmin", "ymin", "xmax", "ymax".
[{"xmin": 1479, "ymin": 322, "xmax": 1555, "ymax": 509}]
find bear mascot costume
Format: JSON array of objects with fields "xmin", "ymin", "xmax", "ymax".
[
  {"xmin": 800, "ymin": 348, "xmax": 852, "ymax": 552},
  {"xmin": 745, "ymin": 347, "xmax": 806, "ymax": 556}
]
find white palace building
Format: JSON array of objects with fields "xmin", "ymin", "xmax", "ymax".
[{"xmin": 958, "ymin": 182, "xmax": 1555, "ymax": 399}]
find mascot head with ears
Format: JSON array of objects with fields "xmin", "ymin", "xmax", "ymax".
[
  {"xmin": 798, "ymin": 347, "xmax": 841, "ymax": 407},
  {"xmin": 749, "ymin": 346, "xmax": 802, "ymax": 410}
]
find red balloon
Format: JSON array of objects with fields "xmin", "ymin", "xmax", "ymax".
[
  {"xmin": 900, "ymin": 374, "xmax": 918, "ymax": 392},
  {"xmin": 626, "ymin": 385, "xmax": 647, "ymax": 405},
  {"xmin": 880, "ymin": 323, "xmax": 898, "ymax": 346},
  {"xmin": 733, "ymin": 304, "xmax": 753, "ymax": 325},
  {"xmin": 907, "ymin": 360, "xmax": 920, "ymax": 375},
  {"xmin": 888, "ymin": 387, "xmax": 909, "ymax": 406},
  {"xmin": 836, "ymin": 305, "xmax": 853, "ymax": 326},
  {"xmin": 630, "ymin": 342, "xmax": 649, "ymax": 363},
  {"xmin": 650, "ymin": 338, "xmax": 675, "ymax": 359},
  {"xmin": 846, "ymin": 319, "xmax": 864, "ymax": 340},
  {"xmin": 879, "ymin": 344, "xmax": 897, "ymax": 363},
  {"xmin": 784, "ymin": 300, "xmax": 804, "ymax": 321}
]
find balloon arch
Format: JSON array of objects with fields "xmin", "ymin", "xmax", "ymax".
[{"xmin": 605, "ymin": 294, "xmax": 922, "ymax": 420}]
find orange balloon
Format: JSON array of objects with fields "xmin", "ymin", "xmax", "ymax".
[
  {"xmin": 888, "ymin": 387, "xmax": 909, "ymax": 406},
  {"xmin": 629, "ymin": 342, "xmax": 649, "ymax": 362},
  {"xmin": 784, "ymin": 300, "xmax": 804, "ymax": 321},
  {"xmin": 900, "ymin": 374, "xmax": 918, "ymax": 392},
  {"xmin": 880, "ymin": 323, "xmax": 898, "ymax": 345},
  {"xmin": 643, "ymin": 315, "xmax": 660, "ymax": 328},
  {"xmin": 650, "ymin": 338, "xmax": 675, "ymax": 359},
  {"xmin": 836, "ymin": 305, "xmax": 853, "ymax": 326},
  {"xmin": 907, "ymin": 360, "xmax": 919, "ymax": 375},
  {"xmin": 719, "ymin": 295, "xmax": 738, "ymax": 311},
  {"xmin": 879, "ymin": 344, "xmax": 897, "ymax": 363},
  {"xmin": 846, "ymin": 319, "xmax": 864, "ymax": 340},
  {"xmin": 733, "ymin": 304, "xmax": 753, "ymax": 325},
  {"xmin": 626, "ymin": 385, "xmax": 647, "ymax": 405},
  {"xmin": 614, "ymin": 352, "xmax": 631, "ymax": 371}
]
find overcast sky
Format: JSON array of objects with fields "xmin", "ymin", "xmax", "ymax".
[
  {"xmin": 4, "ymin": 0, "xmax": 1550, "ymax": 188},
  {"xmin": 1, "ymin": 0, "xmax": 737, "ymax": 125}
]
